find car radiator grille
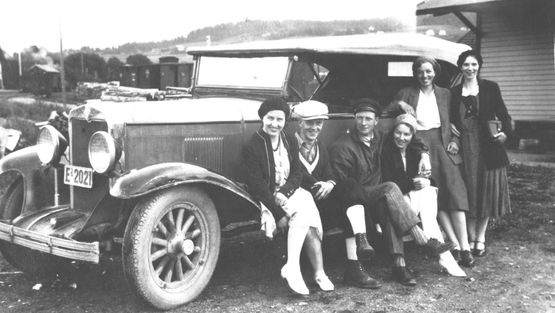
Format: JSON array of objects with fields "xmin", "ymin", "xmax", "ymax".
[
  {"xmin": 70, "ymin": 119, "xmax": 109, "ymax": 211},
  {"xmin": 183, "ymin": 136, "xmax": 224, "ymax": 173}
]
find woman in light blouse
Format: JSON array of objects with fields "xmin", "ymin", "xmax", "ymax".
[{"xmin": 385, "ymin": 56, "xmax": 474, "ymax": 267}]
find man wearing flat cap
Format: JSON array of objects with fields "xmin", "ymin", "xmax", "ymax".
[
  {"xmin": 329, "ymin": 98, "xmax": 453, "ymax": 286},
  {"xmin": 293, "ymin": 100, "xmax": 378, "ymax": 289}
]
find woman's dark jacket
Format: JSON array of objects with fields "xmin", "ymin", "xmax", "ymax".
[
  {"xmin": 451, "ymin": 79, "xmax": 512, "ymax": 169},
  {"xmin": 381, "ymin": 134, "xmax": 423, "ymax": 194},
  {"xmin": 240, "ymin": 129, "xmax": 302, "ymax": 221}
]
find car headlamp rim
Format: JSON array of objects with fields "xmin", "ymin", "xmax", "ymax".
[
  {"xmin": 37, "ymin": 125, "xmax": 67, "ymax": 165},
  {"xmin": 88, "ymin": 131, "xmax": 119, "ymax": 174}
]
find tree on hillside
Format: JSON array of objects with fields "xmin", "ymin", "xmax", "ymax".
[
  {"xmin": 92, "ymin": 19, "xmax": 409, "ymax": 56},
  {"xmin": 126, "ymin": 54, "xmax": 152, "ymax": 66},
  {"xmin": 64, "ymin": 52, "xmax": 108, "ymax": 87},
  {"xmin": 0, "ymin": 47, "xmax": 5, "ymax": 88},
  {"xmin": 106, "ymin": 56, "xmax": 124, "ymax": 82},
  {"xmin": 1, "ymin": 47, "xmax": 41, "ymax": 89},
  {"xmin": 0, "ymin": 47, "xmax": 5, "ymax": 65},
  {"xmin": 0, "ymin": 48, "xmax": 19, "ymax": 89}
]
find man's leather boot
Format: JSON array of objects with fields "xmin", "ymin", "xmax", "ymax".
[
  {"xmin": 343, "ymin": 260, "xmax": 381, "ymax": 289},
  {"xmin": 355, "ymin": 233, "xmax": 375, "ymax": 261}
]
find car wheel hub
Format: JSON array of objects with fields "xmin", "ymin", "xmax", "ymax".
[
  {"xmin": 181, "ymin": 239, "xmax": 195, "ymax": 256},
  {"xmin": 149, "ymin": 204, "xmax": 206, "ymax": 285}
]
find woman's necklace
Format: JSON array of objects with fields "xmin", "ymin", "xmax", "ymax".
[{"xmin": 272, "ymin": 135, "xmax": 281, "ymax": 152}]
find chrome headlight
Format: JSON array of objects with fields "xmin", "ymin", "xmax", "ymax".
[
  {"xmin": 36, "ymin": 125, "xmax": 67, "ymax": 165},
  {"xmin": 88, "ymin": 131, "xmax": 120, "ymax": 174}
]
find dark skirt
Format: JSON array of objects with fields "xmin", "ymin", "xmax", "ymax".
[
  {"xmin": 417, "ymin": 128, "xmax": 469, "ymax": 212},
  {"xmin": 460, "ymin": 115, "xmax": 511, "ymax": 218}
]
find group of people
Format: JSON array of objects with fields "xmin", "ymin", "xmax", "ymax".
[{"xmin": 240, "ymin": 50, "xmax": 512, "ymax": 296}]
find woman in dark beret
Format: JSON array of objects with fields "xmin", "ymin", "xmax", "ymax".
[{"xmin": 240, "ymin": 97, "xmax": 333, "ymax": 296}]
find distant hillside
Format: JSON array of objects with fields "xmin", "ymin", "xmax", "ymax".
[
  {"xmin": 96, "ymin": 18, "xmax": 408, "ymax": 58},
  {"xmin": 416, "ymin": 12, "xmax": 476, "ymax": 46}
]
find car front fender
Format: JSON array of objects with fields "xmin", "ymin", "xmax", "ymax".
[
  {"xmin": 0, "ymin": 146, "xmax": 54, "ymax": 214},
  {"xmin": 110, "ymin": 162, "xmax": 260, "ymax": 215},
  {"xmin": 0, "ymin": 146, "xmax": 41, "ymax": 175}
]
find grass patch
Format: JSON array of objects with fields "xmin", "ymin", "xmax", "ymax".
[
  {"xmin": 0, "ymin": 99, "xmax": 70, "ymax": 122},
  {"xmin": 0, "ymin": 93, "xmax": 78, "ymax": 148},
  {"xmin": 490, "ymin": 164, "xmax": 555, "ymax": 238}
]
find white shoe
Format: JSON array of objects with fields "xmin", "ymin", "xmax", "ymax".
[
  {"xmin": 281, "ymin": 265, "xmax": 310, "ymax": 295},
  {"xmin": 314, "ymin": 273, "xmax": 335, "ymax": 291},
  {"xmin": 439, "ymin": 255, "xmax": 467, "ymax": 277}
]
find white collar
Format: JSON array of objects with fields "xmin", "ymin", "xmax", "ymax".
[{"xmin": 462, "ymin": 83, "xmax": 479, "ymax": 96}]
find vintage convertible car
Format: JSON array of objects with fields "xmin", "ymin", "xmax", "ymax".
[{"xmin": 0, "ymin": 32, "xmax": 468, "ymax": 310}]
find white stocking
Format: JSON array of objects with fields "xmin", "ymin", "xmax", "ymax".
[
  {"xmin": 286, "ymin": 225, "xmax": 309, "ymax": 272},
  {"xmin": 346, "ymin": 204, "xmax": 366, "ymax": 234},
  {"xmin": 345, "ymin": 237, "xmax": 358, "ymax": 260}
]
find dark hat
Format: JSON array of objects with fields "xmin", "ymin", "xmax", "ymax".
[
  {"xmin": 352, "ymin": 98, "xmax": 381, "ymax": 115},
  {"xmin": 258, "ymin": 97, "xmax": 290, "ymax": 119}
]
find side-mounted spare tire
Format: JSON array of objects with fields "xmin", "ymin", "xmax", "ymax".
[{"xmin": 122, "ymin": 186, "xmax": 221, "ymax": 310}]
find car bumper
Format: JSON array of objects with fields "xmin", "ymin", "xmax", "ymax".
[{"xmin": 0, "ymin": 222, "xmax": 99, "ymax": 263}]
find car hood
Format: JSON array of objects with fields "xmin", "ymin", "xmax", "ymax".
[{"xmin": 71, "ymin": 97, "xmax": 263, "ymax": 127}]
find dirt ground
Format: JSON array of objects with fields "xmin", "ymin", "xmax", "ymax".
[{"xmin": 0, "ymin": 164, "xmax": 553, "ymax": 313}]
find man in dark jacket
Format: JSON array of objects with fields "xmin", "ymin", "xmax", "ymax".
[
  {"xmin": 292, "ymin": 100, "xmax": 378, "ymax": 289},
  {"xmin": 329, "ymin": 98, "xmax": 454, "ymax": 286}
]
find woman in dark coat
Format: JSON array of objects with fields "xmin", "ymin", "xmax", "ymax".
[
  {"xmin": 240, "ymin": 97, "xmax": 333, "ymax": 296},
  {"xmin": 450, "ymin": 50, "xmax": 512, "ymax": 257},
  {"xmin": 385, "ymin": 56, "xmax": 474, "ymax": 267}
]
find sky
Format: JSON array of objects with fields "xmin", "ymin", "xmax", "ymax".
[{"xmin": 0, "ymin": 0, "xmax": 420, "ymax": 54}]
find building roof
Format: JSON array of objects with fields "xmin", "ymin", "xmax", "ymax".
[
  {"xmin": 187, "ymin": 32, "xmax": 469, "ymax": 65},
  {"xmin": 27, "ymin": 64, "xmax": 60, "ymax": 73},
  {"xmin": 417, "ymin": 0, "xmax": 540, "ymax": 15}
]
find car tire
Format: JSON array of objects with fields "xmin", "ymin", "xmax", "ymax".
[
  {"xmin": 0, "ymin": 177, "xmax": 67, "ymax": 277},
  {"xmin": 122, "ymin": 186, "xmax": 221, "ymax": 310}
]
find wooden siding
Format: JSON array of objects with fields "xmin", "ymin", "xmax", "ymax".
[{"xmin": 479, "ymin": 4, "xmax": 555, "ymax": 122}]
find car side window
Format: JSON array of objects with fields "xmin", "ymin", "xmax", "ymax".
[
  {"xmin": 287, "ymin": 60, "xmax": 329, "ymax": 102},
  {"xmin": 312, "ymin": 68, "xmax": 384, "ymax": 113}
]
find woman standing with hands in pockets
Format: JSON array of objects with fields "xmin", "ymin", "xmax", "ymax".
[
  {"xmin": 450, "ymin": 50, "xmax": 512, "ymax": 257},
  {"xmin": 385, "ymin": 56, "xmax": 474, "ymax": 267}
]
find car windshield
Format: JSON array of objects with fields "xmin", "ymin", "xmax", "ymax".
[
  {"xmin": 193, "ymin": 53, "xmax": 459, "ymax": 110},
  {"xmin": 196, "ymin": 56, "xmax": 290, "ymax": 89}
]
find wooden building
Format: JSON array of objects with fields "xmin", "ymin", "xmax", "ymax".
[
  {"xmin": 23, "ymin": 64, "xmax": 61, "ymax": 96},
  {"xmin": 120, "ymin": 65, "xmax": 137, "ymax": 87},
  {"xmin": 120, "ymin": 57, "xmax": 193, "ymax": 90},
  {"xmin": 417, "ymin": 0, "xmax": 555, "ymax": 136}
]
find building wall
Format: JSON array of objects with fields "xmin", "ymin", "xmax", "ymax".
[
  {"xmin": 177, "ymin": 63, "xmax": 193, "ymax": 88},
  {"xmin": 160, "ymin": 64, "xmax": 177, "ymax": 89},
  {"xmin": 121, "ymin": 67, "xmax": 138, "ymax": 87},
  {"xmin": 480, "ymin": 2, "xmax": 555, "ymax": 122}
]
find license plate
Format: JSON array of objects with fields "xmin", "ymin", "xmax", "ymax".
[{"xmin": 64, "ymin": 165, "xmax": 93, "ymax": 188}]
